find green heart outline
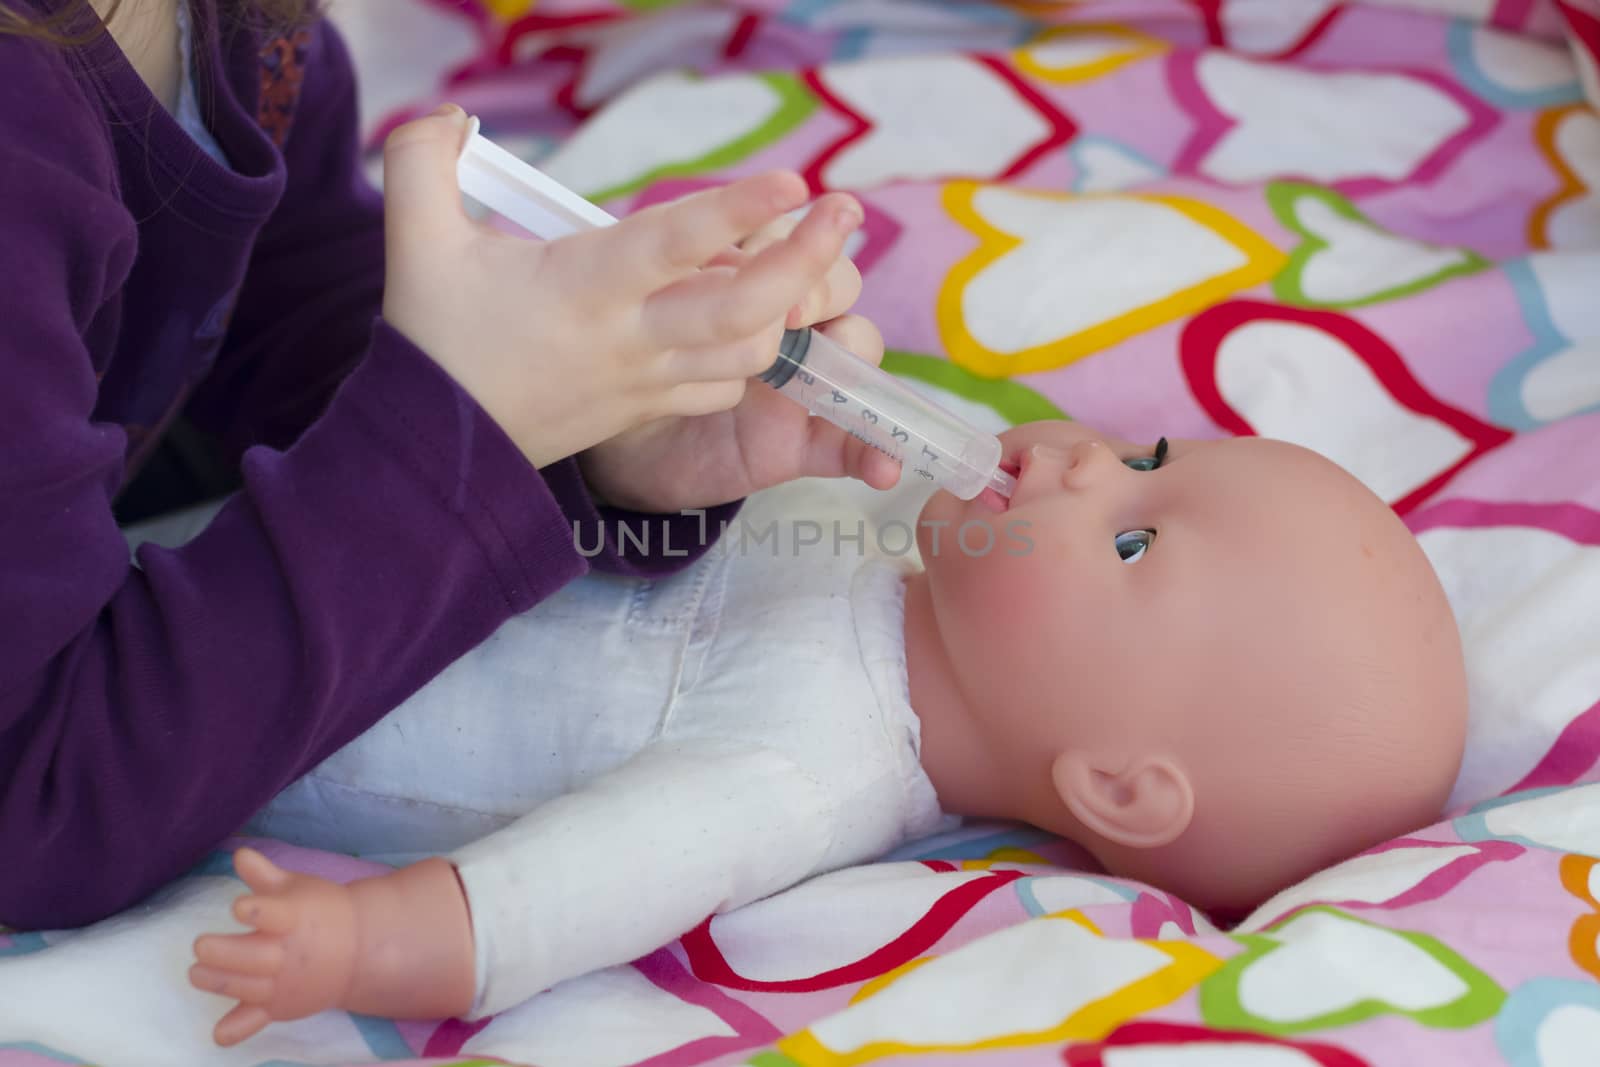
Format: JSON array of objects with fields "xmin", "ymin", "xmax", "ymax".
[
  {"xmin": 1199, "ymin": 905, "xmax": 1505, "ymax": 1036},
  {"xmin": 1267, "ymin": 182, "xmax": 1490, "ymax": 310},
  {"xmin": 585, "ymin": 72, "xmax": 817, "ymax": 205},
  {"xmin": 882, "ymin": 350, "xmax": 1069, "ymax": 427}
]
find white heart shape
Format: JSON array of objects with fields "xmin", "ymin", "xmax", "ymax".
[
  {"xmin": 818, "ymin": 55, "xmax": 1054, "ymax": 188},
  {"xmin": 1292, "ymin": 194, "xmax": 1475, "ymax": 303},
  {"xmin": 1023, "ymin": 875, "xmax": 1137, "ymax": 913},
  {"xmin": 810, "ymin": 917, "xmax": 1171, "ymax": 1052},
  {"xmin": 543, "ymin": 70, "xmax": 789, "ymax": 197},
  {"xmin": 1214, "ymin": 319, "xmax": 1473, "ymax": 503},
  {"xmin": 1527, "ymin": 251, "xmax": 1600, "ymax": 340},
  {"xmin": 1572, "ymin": 29, "xmax": 1600, "ymax": 109},
  {"xmin": 1107, "ymin": 1046, "xmax": 1325, "ymax": 1067},
  {"xmin": 1239, "ymin": 911, "xmax": 1469, "ymax": 1022},
  {"xmin": 1521, "ymin": 341, "xmax": 1600, "ymax": 421},
  {"xmin": 1465, "ymin": 26, "xmax": 1580, "ymax": 95},
  {"xmin": 1022, "ymin": 31, "xmax": 1150, "ymax": 68},
  {"xmin": 1417, "ymin": 527, "xmax": 1600, "ymax": 808},
  {"xmin": 573, "ymin": 8, "xmax": 740, "ymax": 109},
  {"xmin": 1544, "ymin": 109, "xmax": 1600, "ymax": 249},
  {"xmin": 1539, "ymin": 1003, "xmax": 1600, "ymax": 1067},
  {"xmin": 1216, "ymin": 0, "xmax": 1340, "ymax": 55},
  {"xmin": 1072, "ymin": 138, "xmax": 1164, "ymax": 192},
  {"xmin": 706, "ymin": 863, "xmax": 991, "ymax": 981},
  {"xmin": 468, "ymin": 966, "xmax": 735, "ymax": 1067},
  {"xmin": 1483, "ymin": 784, "xmax": 1600, "ymax": 853},
  {"xmin": 964, "ymin": 189, "xmax": 1250, "ymax": 353},
  {"xmin": 1242, "ymin": 846, "xmax": 1479, "ymax": 932},
  {"xmin": 1195, "ymin": 53, "xmax": 1472, "ymax": 183}
]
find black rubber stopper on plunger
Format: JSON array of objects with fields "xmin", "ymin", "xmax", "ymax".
[{"xmin": 758, "ymin": 328, "xmax": 812, "ymax": 389}]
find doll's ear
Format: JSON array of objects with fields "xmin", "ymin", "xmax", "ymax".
[{"xmin": 1050, "ymin": 750, "xmax": 1195, "ymax": 849}]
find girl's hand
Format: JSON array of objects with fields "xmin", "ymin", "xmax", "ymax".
[{"xmin": 380, "ymin": 105, "xmax": 864, "ymax": 469}]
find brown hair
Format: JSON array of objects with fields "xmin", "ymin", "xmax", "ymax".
[{"xmin": 0, "ymin": 0, "xmax": 315, "ymax": 45}]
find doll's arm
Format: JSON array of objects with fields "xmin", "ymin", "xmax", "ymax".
[
  {"xmin": 192, "ymin": 738, "xmax": 833, "ymax": 1042},
  {"xmin": 454, "ymin": 738, "xmax": 834, "ymax": 1018}
]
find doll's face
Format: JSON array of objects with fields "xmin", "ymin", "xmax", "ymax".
[{"xmin": 916, "ymin": 420, "xmax": 1467, "ymax": 910}]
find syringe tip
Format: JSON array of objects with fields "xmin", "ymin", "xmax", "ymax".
[{"xmin": 987, "ymin": 466, "xmax": 1017, "ymax": 499}]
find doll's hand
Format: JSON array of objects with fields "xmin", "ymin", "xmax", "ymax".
[
  {"xmin": 576, "ymin": 212, "xmax": 898, "ymax": 512},
  {"xmin": 381, "ymin": 105, "xmax": 864, "ymax": 470},
  {"xmin": 189, "ymin": 848, "xmax": 359, "ymax": 1046}
]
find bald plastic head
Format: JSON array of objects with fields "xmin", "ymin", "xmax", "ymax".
[{"xmin": 916, "ymin": 423, "xmax": 1468, "ymax": 918}]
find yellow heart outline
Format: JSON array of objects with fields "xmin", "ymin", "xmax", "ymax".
[
  {"xmin": 937, "ymin": 181, "xmax": 1285, "ymax": 378},
  {"xmin": 1012, "ymin": 23, "xmax": 1169, "ymax": 85}
]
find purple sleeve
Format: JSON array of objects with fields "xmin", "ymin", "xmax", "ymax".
[
  {"xmin": 185, "ymin": 16, "xmax": 736, "ymax": 577},
  {"xmin": 0, "ymin": 28, "xmax": 731, "ymax": 930}
]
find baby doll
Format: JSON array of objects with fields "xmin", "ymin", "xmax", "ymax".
[{"xmin": 189, "ymin": 420, "xmax": 1468, "ymax": 1045}]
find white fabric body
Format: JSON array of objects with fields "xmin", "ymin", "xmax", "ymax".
[{"xmin": 246, "ymin": 486, "xmax": 949, "ymax": 1018}]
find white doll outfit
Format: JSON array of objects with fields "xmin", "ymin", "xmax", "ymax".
[{"xmin": 244, "ymin": 484, "xmax": 950, "ymax": 1018}]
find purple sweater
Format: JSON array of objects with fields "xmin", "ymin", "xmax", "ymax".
[{"xmin": 0, "ymin": 1, "xmax": 732, "ymax": 929}]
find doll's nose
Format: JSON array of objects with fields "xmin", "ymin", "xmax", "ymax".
[{"xmin": 1060, "ymin": 439, "xmax": 1117, "ymax": 489}]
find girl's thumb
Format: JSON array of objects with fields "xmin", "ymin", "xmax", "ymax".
[{"xmin": 382, "ymin": 104, "xmax": 471, "ymax": 247}]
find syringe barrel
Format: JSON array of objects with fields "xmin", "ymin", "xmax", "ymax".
[{"xmin": 761, "ymin": 328, "xmax": 1003, "ymax": 500}]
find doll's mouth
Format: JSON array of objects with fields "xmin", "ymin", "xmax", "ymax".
[{"xmin": 976, "ymin": 456, "xmax": 1022, "ymax": 513}]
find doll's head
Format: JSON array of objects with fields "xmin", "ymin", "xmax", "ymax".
[{"xmin": 908, "ymin": 420, "xmax": 1467, "ymax": 915}]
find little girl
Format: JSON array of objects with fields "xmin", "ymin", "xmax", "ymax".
[{"xmin": 0, "ymin": 0, "xmax": 890, "ymax": 930}]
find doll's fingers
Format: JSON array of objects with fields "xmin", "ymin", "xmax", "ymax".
[
  {"xmin": 194, "ymin": 931, "xmax": 285, "ymax": 976},
  {"xmin": 814, "ymin": 312, "xmax": 884, "ymax": 368},
  {"xmin": 233, "ymin": 893, "xmax": 299, "ymax": 935},
  {"xmin": 232, "ymin": 848, "xmax": 293, "ymax": 895},
  {"xmin": 213, "ymin": 1002, "xmax": 273, "ymax": 1048},
  {"xmin": 602, "ymin": 171, "xmax": 810, "ymax": 293},
  {"xmin": 189, "ymin": 963, "xmax": 278, "ymax": 1006}
]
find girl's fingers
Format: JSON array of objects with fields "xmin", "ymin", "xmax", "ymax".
[
  {"xmin": 597, "ymin": 171, "xmax": 811, "ymax": 294},
  {"xmin": 381, "ymin": 105, "xmax": 474, "ymax": 259},
  {"xmin": 642, "ymin": 195, "xmax": 863, "ymax": 349}
]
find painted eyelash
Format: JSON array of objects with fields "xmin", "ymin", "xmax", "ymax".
[{"xmin": 1152, "ymin": 437, "xmax": 1169, "ymax": 469}]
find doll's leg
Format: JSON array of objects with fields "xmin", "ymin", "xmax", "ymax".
[{"xmin": 189, "ymin": 847, "xmax": 475, "ymax": 1046}]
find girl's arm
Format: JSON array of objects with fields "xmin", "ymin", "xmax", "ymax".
[{"xmin": 181, "ymin": 17, "xmax": 739, "ymax": 577}]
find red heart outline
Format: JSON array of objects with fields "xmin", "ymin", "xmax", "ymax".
[
  {"xmin": 1063, "ymin": 1021, "xmax": 1373, "ymax": 1066},
  {"xmin": 1192, "ymin": 0, "xmax": 1347, "ymax": 59},
  {"xmin": 1180, "ymin": 300, "xmax": 1512, "ymax": 514},
  {"xmin": 681, "ymin": 865, "xmax": 1024, "ymax": 992},
  {"xmin": 801, "ymin": 55, "xmax": 1077, "ymax": 192}
]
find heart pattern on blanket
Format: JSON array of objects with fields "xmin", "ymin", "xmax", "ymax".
[
  {"xmin": 1491, "ymin": 255, "xmax": 1600, "ymax": 428},
  {"xmin": 1199, "ymin": 906, "xmax": 1506, "ymax": 1035},
  {"xmin": 1416, "ymin": 523, "xmax": 1600, "ymax": 803},
  {"xmin": 539, "ymin": 70, "xmax": 816, "ymax": 203},
  {"xmin": 1172, "ymin": 53, "xmax": 1495, "ymax": 193},
  {"xmin": 1456, "ymin": 785, "xmax": 1600, "ymax": 856},
  {"xmin": 1267, "ymin": 183, "xmax": 1490, "ymax": 308},
  {"xmin": 1493, "ymin": 977, "xmax": 1600, "ymax": 1067},
  {"xmin": 1267, "ymin": 182, "xmax": 1491, "ymax": 308},
  {"xmin": 680, "ymin": 864, "xmax": 1020, "ymax": 991},
  {"xmin": 804, "ymin": 54, "xmax": 1074, "ymax": 189},
  {"xmin": 1062, "ymin": 1021, "xmax": 1374, "ymax": 1067},
  {"xmin": 1241, "ymin": 840, "xmax": 1522, "ymax": 932},
  {"xmin": 774, "ymin": 911, "xmax": 1220, "ymax": 1064},
  {"xmin": 1195, "ymin": 0, "xmax": 1344, "ymax": 57},
  {"xmin": 1068, "ymin": 136, "xmax": 1166, "ymax": 192},
  {"xmin": 939, "ymin": 183, "xmax": 1283, "ymax": 376},
  {"xmin": 1448, "ymin": 21, "xmax": 1586, "ymax": 109},
  {"xmin": 1530, "ymin": 105, "xmax": 1600, "ymax": 250},
  {"xmin": 1011, "ymin": 23, "xmax": 1167, "ymax": 83},
  {"xmin": 1559, "ymin": 854, "xmax": 1600, "ymax": 981},
  {"xmin": 1180, "ymin": 302, "xmax": 1511, "ymax": 513}
]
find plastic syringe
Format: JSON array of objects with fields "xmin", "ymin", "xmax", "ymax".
[{"xmin": 455, "ymin": 119, "xmax": 1016, "ymax": 501}]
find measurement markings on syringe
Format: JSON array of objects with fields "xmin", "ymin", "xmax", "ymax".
[{"xmin": 795, "ymin": 369, "xmax": 943, "ymax": 482}]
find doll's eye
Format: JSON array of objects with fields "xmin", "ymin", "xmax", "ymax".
[
  {"xmin": 1122, "ymin": 437, "xmax": 1169, "ymax": 472},
  {"xmin": 1115, "ymin": 529, "xmax": 1155, "ymax": 564}
]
